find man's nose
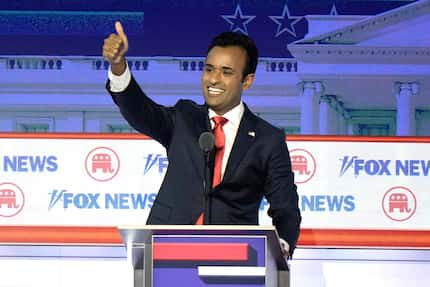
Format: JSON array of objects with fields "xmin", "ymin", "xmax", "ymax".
[{"xmin": 209, "ymin": 70, "xmax": 221, "ymax": 84}]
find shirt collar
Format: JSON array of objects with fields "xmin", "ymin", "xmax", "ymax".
[{"xmin": 208, "ymin": 102, "xmax": 244, "ymax": 128}]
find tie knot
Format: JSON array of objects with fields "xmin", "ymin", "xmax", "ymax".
[
  {"xmin": 212, "ymin": 116, "xmax": 227, "ymax": 149},
  {"xmin": 212, "ymin": 116, "xmax": 228, "ymax": 127}
]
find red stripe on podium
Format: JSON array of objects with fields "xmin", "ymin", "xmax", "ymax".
[{"xmin": 153, "ymin": 243, "xmax": 249, "ymax": 261}]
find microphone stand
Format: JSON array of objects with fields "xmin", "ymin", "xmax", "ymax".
[
  {"xmin": 203, "ymin": 150, "xmax": 212, "ymax": 224},
  {"xmin": 199, "ymin": 131, "xmax": 214, "ymax": 225}
]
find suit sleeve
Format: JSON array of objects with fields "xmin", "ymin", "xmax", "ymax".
[
  {"xmin": 263, "ymin": 133, "xmax": 301, "ymax": 255},
  {"xmin": 106, "ymin": 76, "xmax": 174, "ymax": 148}
]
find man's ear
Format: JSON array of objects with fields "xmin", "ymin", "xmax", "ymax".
[{"xmin": 242, "ymin": 73, "xmax": 255, "ymax": 90}]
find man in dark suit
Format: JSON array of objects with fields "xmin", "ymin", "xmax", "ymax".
[{"xmin": 103, "ymin": 22, "xmax": 301, "ymax": 256}]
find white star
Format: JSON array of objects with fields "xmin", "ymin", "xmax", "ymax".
[
  {"xmin": 330, "ymin": 4, "xmax": 339, "ymax": 16},
  {"xmin": 221, "ymin": 4, "xmax": 256, "ymax": 35},
  {"xmin": 269, "ymin": 3, "xmax": 302, "ymax": 37}
]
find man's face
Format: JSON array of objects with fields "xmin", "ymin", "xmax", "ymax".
[{"xmin": 201, "ymin": 46, "xmax": 255, "ymax": 115}]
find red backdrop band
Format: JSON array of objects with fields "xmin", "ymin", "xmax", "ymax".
[{"xmin": 0, "ymin": 226, "xmax": 429, "ymax": 248}]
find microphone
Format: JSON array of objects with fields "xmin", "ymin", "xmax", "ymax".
[
  {"xmin": 199, "ymin": 132, "xmax": 214, "ymax": 153},
  {"xmin": 198, "ymin": 132, "xmax": 215, "ymax": 224}
]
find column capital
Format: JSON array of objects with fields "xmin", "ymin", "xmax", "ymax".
[
  {"xmin": 394, "ymin": 82, "xmax": 420, "ymax": 96},
  {"xmin": 410, "ymin": 82, "xmax": 420, "ymax": 95},
  {"xmin": 395, "ymin": 82, "xmax": 417, "ymax": 136},
  {"xmin": 319, "ymin": 95, "xmax": 340, "ymax": 109},
  {"xmin": 298, "ymin": 81, "xmax": 325, "ymax": 94},
  {"xmin": 314, "ymin": 81, "xmax": 324, "ymax": 94}
]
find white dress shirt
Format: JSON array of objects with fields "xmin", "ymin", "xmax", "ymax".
[
  {"xmin": 108, "ymin": 64, "xmax": 131, "ymax": 92},
  {"xmin": 208, "ymin": 104, "xmax": 244, "ymax": 180}
]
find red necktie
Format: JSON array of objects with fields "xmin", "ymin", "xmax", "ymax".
[
  {"xmin": 212, "ymin": 116, "xmax": 228, "ymax": 187},
  {"xmin": 195, "ymin": 116, "xmax": 228, "ymax": 225}
]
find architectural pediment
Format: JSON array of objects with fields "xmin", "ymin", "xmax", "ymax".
[{"xmin": 289, "ymin": 0, "xmax": 430, "ymax": 63}]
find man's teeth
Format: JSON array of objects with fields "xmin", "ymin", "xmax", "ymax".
[{"xmin": 208, "ymin": 87, "xmax": 224, "ymax": 94}]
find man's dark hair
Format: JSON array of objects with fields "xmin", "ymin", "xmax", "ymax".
[{"xmin": 207, "ymin": 31, "xmax": 259, "ymax": 78}]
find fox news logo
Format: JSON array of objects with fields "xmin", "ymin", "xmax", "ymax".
[
  {"xmin": 48, "ymin": 189, "xmax": 155, "ymax": 210},
  {"xmin": 1, "ymin": 155, "xmax": 58, "ymax": 172},
  {"xmin": 143, "ymin": 154, "xmax": 168, "ymax": 175},
  {"xmin": 260, "ymin": 195, "xmax": 355, "ymax": 212},
  {"xmin": 339, "ymin": 156, "xmax": 430, "ymax": 177}
]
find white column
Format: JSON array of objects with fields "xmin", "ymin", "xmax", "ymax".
[
  {"xmin": 320, "ymin": 95, "xmax": 344, "ymax": 135},
  {"xmin": 395, "ymin": 82, "xmax": 419, "ymax": 136},
  {"xmin": 333, "ymin": 101, "xmax": 342, "ymax": 134},
  {"xmin": 319, "ymin": 95, "xmax": 331, "ymax": 135},
  {"xmin": 337, "ymin": 102, "xmax": 345, "ymax": 135},
  {"xmin": 339, "ymin": 108, "xmax": 348, "ymax": 135},
  {"xmin": 300, "ymin": 81, "xmax": 323, "ymax": 134}
]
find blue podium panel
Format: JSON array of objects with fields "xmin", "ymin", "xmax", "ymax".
[{"xmin": 152, "ymin": 235, "xmax": 266, "ymax": 287}]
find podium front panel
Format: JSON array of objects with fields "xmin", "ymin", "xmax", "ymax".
[{"xmin": 152, "ymin": 235, "xmax": 267, "ymax": 287}]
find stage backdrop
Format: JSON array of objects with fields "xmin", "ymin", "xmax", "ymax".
[{"xmin": 0, "ymin": 133, "xmax": 429, "ymax": 248}]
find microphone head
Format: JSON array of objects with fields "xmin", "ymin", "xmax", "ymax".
[{"xmin": 199, "ymin": 132, "xmax": 215, "ymax": 152}]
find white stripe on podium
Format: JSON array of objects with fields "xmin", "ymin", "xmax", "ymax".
[{"xmin": 198, "ymin": 266, "xmax": 265, "ymax": 277}]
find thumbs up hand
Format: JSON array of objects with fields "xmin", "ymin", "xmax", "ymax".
[{"xmin": 102, "ymin": 21, "xmax": 129, "ymax": 75}]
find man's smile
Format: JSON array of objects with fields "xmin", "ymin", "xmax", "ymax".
[{"xmin": 207, "ymin": 86, "xmax": 225, "ymax": 95}]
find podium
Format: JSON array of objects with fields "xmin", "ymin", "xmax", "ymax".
[{"xmin": 118, "ymin": 225, "xmax": 289, "ymax": 287}]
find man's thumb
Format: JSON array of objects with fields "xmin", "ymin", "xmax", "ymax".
[
  {"xmin": 115, "ymin": 21, "xmax": 129, "ymax": 53},
  {"xmin": 115, "ymin": 21, "xmax": 128, "ymax": 40}
]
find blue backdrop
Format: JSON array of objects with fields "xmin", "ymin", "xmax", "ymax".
[{"xmin": 0, "ymin": 0, "xmax": 415, "ymax": 57}]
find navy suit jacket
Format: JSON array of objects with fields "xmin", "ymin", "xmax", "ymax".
[{"xmin": 108, "ymin": 76, "xmax": 301, "ymax": 253}]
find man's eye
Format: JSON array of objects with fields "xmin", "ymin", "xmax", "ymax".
[{"xmin": 223, "ymin": 70, "xmax": 233, "ymax": 75}]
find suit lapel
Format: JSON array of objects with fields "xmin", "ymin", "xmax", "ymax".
[
  {"xmin": 222, "ymin": 105, "xmax": 257, "ymax": 183},
  {"xmin": 186, "ymin": 104, "xmax": 212, "ymax": 180}
]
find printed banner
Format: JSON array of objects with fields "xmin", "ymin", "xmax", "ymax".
[
  {"xmin": 285, "ymin": 138, "xmax": 429, "ymax": 230},
  {"xmin": 0, "ymin": 134, "xmax": 428, "ymax": 233}
]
